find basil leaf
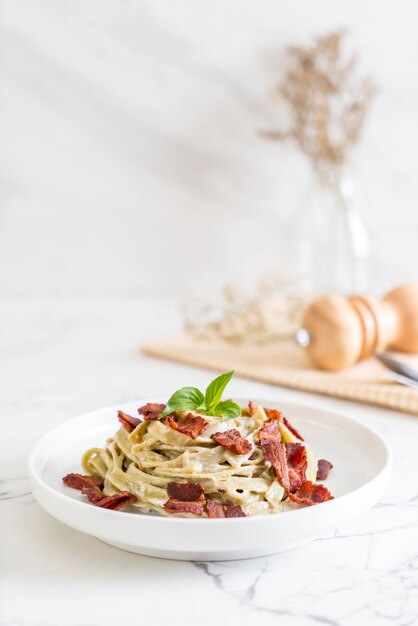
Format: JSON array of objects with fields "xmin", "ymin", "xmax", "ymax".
[
  {"xmin": 204, "ymin": 371, "xmax": 234, "ymax": 414},
  {"xmin": 216, "ymin": 400, "xmax": 242, "ymax": 421},
  {"xmin": 159, "ymin": 387, "xmax": 205, "ymax": 419},
  {"xmin": 158, "ymin": 371, "xmax": 236, "ymax": 419}
]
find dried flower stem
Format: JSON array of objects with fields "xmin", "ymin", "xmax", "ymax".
[
  {"xmin": 183, "ymin": 274, "xmax": 306, "ymax": 344},
  {"xmin": 263, "ymin": 30, "xmax": 376, "ymax": 169}
]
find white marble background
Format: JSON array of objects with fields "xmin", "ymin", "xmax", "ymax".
[{"xmin": 1, "ymin": 0, "xmax": 418, "ymax": 301}]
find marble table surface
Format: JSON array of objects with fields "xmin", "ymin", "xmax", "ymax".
[{"xmin": 1, "ymin": 299, "xmax": 418, "ymax": 626}]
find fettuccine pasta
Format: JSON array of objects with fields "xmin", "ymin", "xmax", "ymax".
[{"xmin": 79, "ymin": 404, "xmax": 321, "ymax": 517}]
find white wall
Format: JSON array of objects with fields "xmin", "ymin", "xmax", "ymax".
[{"xmin": 1, "ymin": 0, "xmax": 417, "ymax": 300}]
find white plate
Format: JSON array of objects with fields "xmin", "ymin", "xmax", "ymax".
[{"xmin": 28, "ymin": 399, "xmax": 392, "ymax": 561}]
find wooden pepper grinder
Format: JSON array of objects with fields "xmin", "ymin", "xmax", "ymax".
[{"xmin": 295, "ymin": 284, "xmax": 418, "ymax": 371}]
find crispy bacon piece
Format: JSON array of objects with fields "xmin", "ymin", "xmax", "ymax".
[
  {"xmin": 164, "ymin": 480, "xmax": 206, "ymax": 515},
  {"xmin": 63, "ymin": 473, "xmax": 103, "ymax": 490},
  {"xmin": 317, "ymin": 459, "xmax": 333, "ymax": 481},
  {"xmin": 257, "ymin": 419, "xmax": 334, "ymax": 506},
  {"xmin": 257, "ymin": 425, "xmax": 308, "ymax": 493},
  {"xmin": 206, "ymin": 499, "xmax": 246, "ymax": 518},
  {"xmin": 166, "ymin": 413, "xmax": 208, "ymax": 439},
  {"xmin": 63, "ymin": 473, "xmax": 136, "ymax": 510},
  {"xmin": 257, "ymin": 420, "xmax": 290, "ymax": 491},
  {"xmin": 167, "ymin": 482, "xmax": 204, "ymax": 502},
  {"xmin": 285, "ymin": 442, "xmax": 307, "ymax": 492},
  {"xmin": 97, "ymin": 492, "xmax": 137, "ymax": 510},
  {"xmin": 250, "ymin": 402, "xmax": 304, "ymax": 441},
  {"xmin": 211, "ymin": 429, "xmax": 252, "ymax": 455},
  {"xmin": 138, "ymin": 402, "xmax": 166, "ymax": 421},
  {"xmin": 81, "ymin": 485, "xmax": 106, "ymax": 504},
  {"xmin": 206, "ymin": 499, "xmax": 225, "ymax": 518},
  {"xmin": 164, "ymin": 498, "xmax": 204, "ymax": 516},
  {"xmin": 288, "ymin": 481, "xmax": 333, "ymax": 506},
  {"xmin": 264, "ymin": 407, "xmax": 283, "ymax": 421},
  {"xmin": 62, "ymin": 473, "xmax": 104, "ymax": 504},
  {"xmin": 283, "ymin": 416, "xmax": 304, "ymax": 442},
  {"xmin": 263, "ymin": 406, "xmax": 304, "ymax": 441},
  {"xmin": 118, "ymin": 410, "xmax": 141, "ymax": 432},
  {"xmin": 224, "ymin": 504, "xmax": 246, "ymax": 518}
]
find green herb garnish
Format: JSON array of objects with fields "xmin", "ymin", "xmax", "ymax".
[{"xmin": 159, "ymin": 371, "xmax": 241, "ymax": 421}]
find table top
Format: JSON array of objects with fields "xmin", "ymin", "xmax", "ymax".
[{"xmin": 2, "ymin": 300, "xmax": 418, "ymax": 626}]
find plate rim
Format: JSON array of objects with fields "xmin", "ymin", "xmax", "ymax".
[{"xmin": 28, "ymin": 397, "xmax": 393, "ymax": 525}]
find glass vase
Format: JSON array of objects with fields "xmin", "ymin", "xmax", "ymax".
[{"xmin": 289, "ymin": 165, "xmax": 371, "ymax": 298}]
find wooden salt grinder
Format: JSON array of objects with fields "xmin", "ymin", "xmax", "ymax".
[{"xmin": 295, "ymin": 284, "xmax": 418, "ymax": 371}]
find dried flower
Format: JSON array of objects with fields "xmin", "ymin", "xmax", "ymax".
[
  {"xmin": 182, "ymin": 273, "xmax": 306, "ymax": 344},
  {"xmin": 262, "ymin": 30, "xmax": 376, "ymax": 170}
]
